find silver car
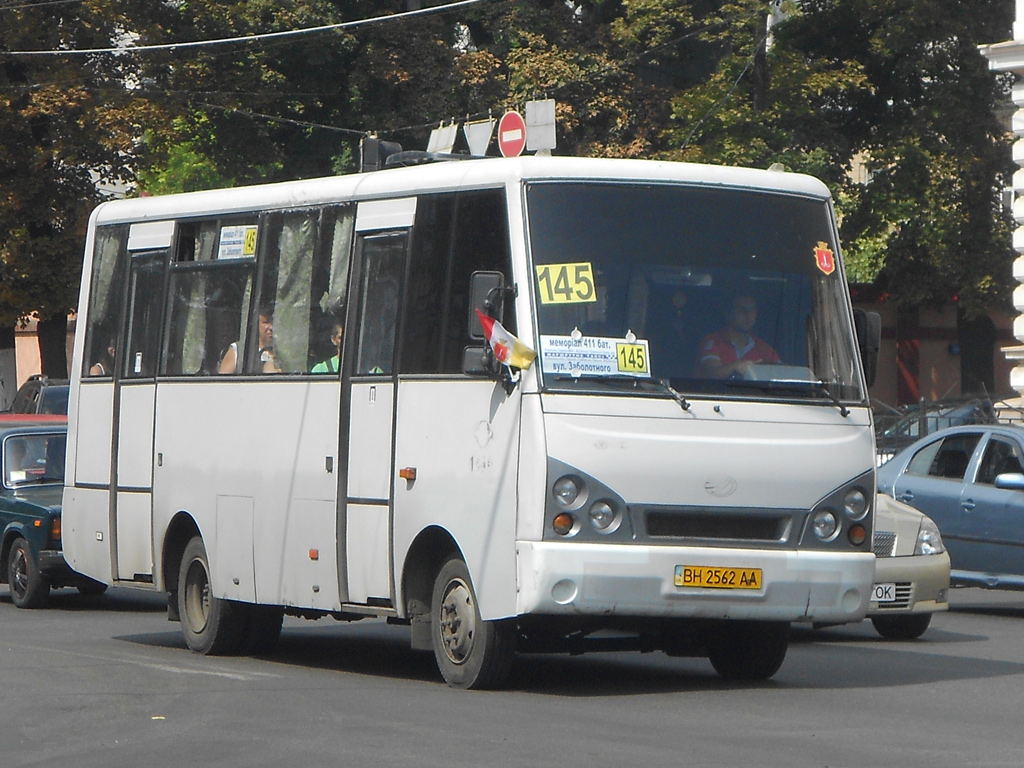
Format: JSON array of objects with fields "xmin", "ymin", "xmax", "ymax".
[{"xmin": 868, "ymin": 494, "xmax": 950, "ymax": 639}]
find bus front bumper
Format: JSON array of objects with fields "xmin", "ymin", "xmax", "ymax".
[{"xmin": 516, "ymin": 541, "xmax": 875, "ymax": 624}]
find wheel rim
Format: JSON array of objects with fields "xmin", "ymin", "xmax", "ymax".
[
  {"xmin": 438, "ymin": 576, "xmax": 476, "ymax": 665},
  {"xmin": 183, "ymin": 557, "xmax": 211, "ymax": 634},
  {"xmin": 10, "ymin": 548, "xmax": 28, "ymax": 599}
]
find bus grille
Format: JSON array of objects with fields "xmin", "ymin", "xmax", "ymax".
[
  {"xmin": 644, "ymin": 508, "xmax": 791, "ymax": 543},
  {"xmin": 873, "ymin": 531, "xmax": 898, "ymax": 557}
]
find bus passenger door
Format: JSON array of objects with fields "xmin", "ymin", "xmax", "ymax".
[
  {"xmin": 113, "ymin": 251, "xmax": 166, "ymax": 582},
  {"xmin": 343, "ymin": 226, "xmax": 409, "ymax": 604}
]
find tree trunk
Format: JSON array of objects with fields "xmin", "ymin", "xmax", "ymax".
[
  {"xmin": 37, "ymin": 314, "xmax": 69, "ymax": 379},
  {"xmin": 0, "ymin": 326, "xmax": 16, "ymax": 409}
]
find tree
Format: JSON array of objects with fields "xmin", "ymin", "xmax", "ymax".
[{"xmin": 0, "ymin": 0, "xmax": 157, "ymax": 382}]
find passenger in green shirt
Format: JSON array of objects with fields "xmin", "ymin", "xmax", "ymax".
[{"xmin": 312, "ymin": 319, "xmax": 343, "ymax": 374}]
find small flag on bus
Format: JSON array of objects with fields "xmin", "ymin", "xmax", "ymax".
[{"xmin": 475, "ymin": 309, "xmax": 536, "ymax": 370}]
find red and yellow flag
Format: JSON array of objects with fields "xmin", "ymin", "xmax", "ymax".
[{"xmin": 475, "ymin": 309, "xmax": 536, "ymax": 370}]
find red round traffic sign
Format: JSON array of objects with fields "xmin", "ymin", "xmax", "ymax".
[{"xmin": 497, "ymin": 110, "xmax": 527, "ymax": 157}]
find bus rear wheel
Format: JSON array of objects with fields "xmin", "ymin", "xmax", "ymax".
[
  {"xmin": 178, "ymin": 536, "xmax": 245, "ymax": 655},
  {"xmin": 430, "ymin": 555, "xmax": 516, "ymax": 689},
  {"xmin": 706, "ymin": 620, "xmax": 789, "ymax": 681}
]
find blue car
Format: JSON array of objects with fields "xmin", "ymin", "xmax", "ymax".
[{"xmin": 876, "ymin": 423, "xmax": 1024, "ymax": 590}]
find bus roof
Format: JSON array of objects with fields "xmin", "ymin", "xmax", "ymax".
[{"xmin": 92, "ymin": 156, "xmax": 833, "ymax": 226}]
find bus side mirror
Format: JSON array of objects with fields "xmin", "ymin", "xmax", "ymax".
[
  {"xmin": 853, "ymin": 308, "xmax": 881, "ymax": 389},
  {"xmin": 468, "ymin": 271, "xmax": 506, "ymax": 341}
]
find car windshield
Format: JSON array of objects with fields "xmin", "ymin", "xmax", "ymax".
[
  {"xmin": 3, "ymin": 432, "xmax": 66, "ymax": 488},
  {"xmin": 526, "ymin": 181, "xmax": 865, "ymax": 403}
]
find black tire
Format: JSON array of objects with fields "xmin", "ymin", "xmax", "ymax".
[
  {"xmin": 7, "ymin": 537, "xmax": 50, "ymax": 609},
  {"xmin": 430, "ymin": 555, "xmax": 516, "ymax": 689},
  {"xmin": 238, "ymin": 605, "xmax": 285, "ymax": 655},
  {"xmin": 177, "ymin": 536, "xmax": 245, "ymax": 655},
  {"xmin": 76, "ymin": 579, "xmax": 108, "ymax": 597},
  {"xmin": 871, "ymin": 613, "xmax": 932, "ymax": 641},
  {"xmin": 707, "ymin": 620, "xmax": 789, "ymax": 681}
]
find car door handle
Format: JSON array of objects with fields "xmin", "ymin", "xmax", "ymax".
[
  {"xmin": 961, "ymin": 499, "xmax": 976, "ymax": 511},
  {"xmin": 896, "ymin": 491, "xmax": 914, "ymax": 502}
]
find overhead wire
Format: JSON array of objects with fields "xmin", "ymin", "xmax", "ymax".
[{"xmin": 0, "ymin": 0, "xmax": 495, "ymax": 56}]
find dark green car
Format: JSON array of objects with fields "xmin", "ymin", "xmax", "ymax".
[{"xmin": 0, "ymin": 415, "xmax": 105, "ymax": 608}]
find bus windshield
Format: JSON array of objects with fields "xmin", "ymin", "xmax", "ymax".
[{"xmin": 526, "ymin": 181, "xmax": 865, "ymax": 403}]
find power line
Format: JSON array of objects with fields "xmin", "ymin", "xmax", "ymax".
[{"xmin": 1, "ymin": 0, "xmax": 495, "ymax": 57}]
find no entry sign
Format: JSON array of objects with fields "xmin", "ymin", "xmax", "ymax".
[{"xmin": 497, "ymin": 110, "xmax": 527, "ymax": 157}]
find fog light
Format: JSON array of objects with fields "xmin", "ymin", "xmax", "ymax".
[
  {"xmin": 552, "ymin": 512, "xmax": 575, "ymax": 536},
  {"xmin": 812, "ymin": 509, "xmax": 839, "ymax": 541},
  {"xmin": 847, "ymin": 523, "xmax": 867, "ymax": 546}
]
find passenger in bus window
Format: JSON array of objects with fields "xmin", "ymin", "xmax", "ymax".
[
  {"xmin": 311, "ymin": 318, "xmax": 343, "ymax": 374},
  {"xmin": 218, "ymin": 306, "xmax": 282, "ymax": 374},
  {"xmin": 697, "ymin": 294, "xmax": 779, "ymax": 378},
  {"xmin": 89, "ymin": 339, "xmax": 116, "ymax": 376}
]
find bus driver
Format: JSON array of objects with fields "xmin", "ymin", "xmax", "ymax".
[{"xmin": 697, "ymin": 294, "xmax": 779, "ymax": 378}]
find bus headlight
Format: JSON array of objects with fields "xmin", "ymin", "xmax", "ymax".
[
  {"xmin": 812, "ymin": 509, "xmax": 839, "ymax": 541},
  {"xmin": 843, "ymin": 488, "xmax": 868, "ymax": 521},
  {"xmin": 552, "ymin": 475, "xmax": 583, "ymax": 507},
  {"xmin": 588, "ymin": 501, "xmax": 618, "ymax": 533}
]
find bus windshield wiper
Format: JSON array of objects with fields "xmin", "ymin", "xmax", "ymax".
[
  {"xmin": 549, "ymin": 374, "xmax": 690, "ymax": 411},
  {"xmin": 718, "ymin": 377, "xmax": 849, "ymax": 417}
]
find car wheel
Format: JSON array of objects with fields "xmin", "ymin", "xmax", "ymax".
[
  {"xmin": 430, "ymin": 555, "xmax": 516, "ymax": 689},
  {"xmin": 7, "ymin": 537, "xmax": 50, "ymax": 609},
  {"xmin": 706, "ymin": 620, "xmax": 790, "ymax": 680},
  {"xmin": 177, "ymin": 536, "xmax": 245, "ymax": 655},
  {"xmin": 870, "ymin": 613, "xmax": 932, "ymax": 640}
]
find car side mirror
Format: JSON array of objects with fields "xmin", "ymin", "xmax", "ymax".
[
  {"xmin": 468, "ymin": 271, "xmax": 506, "ymax": 341},
  {"xmin": 994, "ymin": 472, "xmax": 1024, "ymax": 491}
]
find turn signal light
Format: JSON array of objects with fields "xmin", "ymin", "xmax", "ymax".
[
  {"xmin": 848, "ymin": 524, "xmax": 867, "ymax": 546},
  {"xmin": 51, "ymin": 518, "xmax": 61, "ymax": 541},
  {"xmin": 552, "ymin": 513, "xmax": 575, "ymax": 536}
]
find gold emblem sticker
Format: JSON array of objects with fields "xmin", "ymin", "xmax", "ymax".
[{"xmin": 535, "ymin": 262, "xmax": 597, "ymax": 304}]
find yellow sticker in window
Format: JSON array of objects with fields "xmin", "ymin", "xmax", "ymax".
[
  {"xmin": 616, "ymin": 343, "xmax": 649, "ymax": 375},
  {"xmin": 535, "ymin": 262, "xmax": 597, "ymax": 304}
]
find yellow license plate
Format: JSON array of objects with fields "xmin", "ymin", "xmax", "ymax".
[{"xmin": 674, "ymin": 565, "xmax": 763, "ymax": 590}]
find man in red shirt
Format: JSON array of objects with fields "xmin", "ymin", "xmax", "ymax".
[{"xmin": 698, "ymin": 294, "xmax": 780, "ymax": 378}]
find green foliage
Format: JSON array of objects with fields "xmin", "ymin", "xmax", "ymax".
[{"xmin": 0, "ymin": 0, "xmax": 1017, "ymax": 333}]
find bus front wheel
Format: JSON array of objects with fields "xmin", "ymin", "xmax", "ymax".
[
  {"xmin": 178, "ymin": 536, "xmax": 245, "ymax": 655},
  {"xmin": 430, "ymin": 555, "xmax": 516, "ymax": 689},
  {"xmin": 706, "ymin": 620, "xmax": 789, "ymax": 681}
]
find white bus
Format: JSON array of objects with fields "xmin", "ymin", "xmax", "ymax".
[{"xmin": 63, "ymin": 155, "xmax": 880, "ymax": 688}]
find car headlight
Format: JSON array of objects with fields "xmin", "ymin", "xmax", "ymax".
[{"xmin": 915, "ymin": 517, "xmax": 946, "ymax": 556}]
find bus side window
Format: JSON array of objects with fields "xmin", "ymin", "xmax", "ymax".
[
  {"xmin": 82, "ymin": 225, "xmax": 129, "ymax": 378},
  {"xmin": 256, "ymin": 211, "xmax": 321, "ymax": 374},
  {"xmin": 399, "ymin": 189, "xmax": 512, "ymax": 376},
  {"xmin": 354, "ymin": 233, "xmax": 407, "ymax": 376}
]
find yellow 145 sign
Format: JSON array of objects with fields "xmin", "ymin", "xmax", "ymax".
[{"xmin": 535, "ymin": 262, "xmax": 597, "ymax": 304}]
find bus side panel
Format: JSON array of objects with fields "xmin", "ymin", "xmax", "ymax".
[
  {"xmin": 152, "ymin": 381, "xmax": 342, "ymax": 610},
  {"xmin": 73, "ymin": 382, "xmax": 114, "ymax": 485},
  {"xmin": 392, "ymin": 379, "xmax": 521, "ymax": 621},
  {"xmin": 62, "ymin": 486, "xmax": 114, "ymax": 584}
]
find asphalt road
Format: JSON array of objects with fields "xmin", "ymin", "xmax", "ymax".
[{"xmin": 1, "ymin": 585, "xmax": 1022, "ymax": 768}]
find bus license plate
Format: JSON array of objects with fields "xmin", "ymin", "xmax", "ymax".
[{"xmin": 674, "ymin": 565, "xmax": 762, "ymax": 590}]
